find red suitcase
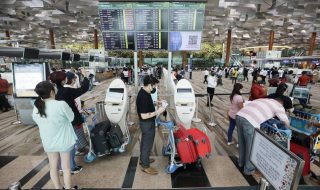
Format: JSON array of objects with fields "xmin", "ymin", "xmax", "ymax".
[
  {"xmin": 188, "ymin": 128, "xmax": 211, "ymax": 158},
  {"xmin": 290, "ymin": 142, "xmax": 310, "ymax": 176},
  {"xmin": 174, "ymin": 124, "xmax": 198, "ymax": 164}
]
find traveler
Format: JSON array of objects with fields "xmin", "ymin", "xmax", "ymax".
[
  {"xmin": 236, "ymin": 98, "xmax": 291, "ymax": 175},
  {"xmin": 267, "ymin": 83, "xmax": 294, "ymax": 112},
  {"xmin": 249, "ymin": 76, "xmax": 266, "ymax": 100},
  {"xmin": 51, "ymin": 69, "xmax": 90, "ymax": 174},
  {"xmin": 297, "ymin": 71, "xmax": 311, "ymax": 86},
  {"xmin": 136, "ymin": 75, "xmax": 166, "ymax": 175},
  {"xmin": 227, "ymin": 83, "xmax": 244, "ymax": 145},
  {"xmin": 203, "ymin": 68, "xmax": 209, "ymax": 84},
  {"xmin": 207, "ymin": 71, "xmax": 217, "ymax": 107},
  {"xmin": 231, "ymin": 68, "xmax": 238, "ymax": 84},
  {"xmin": 243, "ymin": 67, "xmax": 249, "ymax": 82},
  {"xmin": 0, "ymin": 74, "xmax": 11, "ymax": 112},
  {"xmin": 32, "ymin": 81, "xmax": 77, "ymax": 189}
]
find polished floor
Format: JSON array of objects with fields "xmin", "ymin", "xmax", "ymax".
[{"xmin": 0, "ymin": 71, "xmax": 319, "ymax": 189}]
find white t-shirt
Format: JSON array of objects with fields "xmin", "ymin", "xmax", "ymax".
[
  {"xmin": 123, "ymin": 71, "xmax": 128, "ymax": 77},
  {"xmin": 278, "ymin": 69, "xmax": 284, "ymax": 78},
  {"xmin": 204, "ymin": 70, "xmax": 209, "ymax": 76},
  {"xmin": 207, "ymin": 76, "xmax": 217, "ymax": 88}
]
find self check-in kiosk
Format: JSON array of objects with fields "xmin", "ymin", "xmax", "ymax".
[
  {"xmin": 174, "ymin": 79, "xmax": 195, "ymax": 129},
  {"xmin": 104, "ymin": 79, "xmax": 130, "ymax": 152}
]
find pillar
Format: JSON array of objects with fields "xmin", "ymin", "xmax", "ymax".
[
  {"xmin": 138, "ymin": 51, "xmax": 143, "ymax": 68},
  {"xmin": 94, "ymin": 29, "xmax": 98, "ymax": 49},
  {"xmin": 225, "ymin": 29, "xmax": 232, "ymax": 67},
  {"xmin": 182, "ymin": 51, "xmax": 187, "ymax": 69},
  {"xmin": 308, "ymin": 32, "xmax": 316, "ymax": 56},
  {"xmin": 268, "ymin": 30, "xmax": 274, "ymax": 50},
  {"xmin": 49, "ymin": 29, "xmax": 55, "ymax": 49},
  {"xmin": 5, "ymin": 30, "xmax": 11, "ymax": 46}
]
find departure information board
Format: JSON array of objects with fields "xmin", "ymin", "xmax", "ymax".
[
  {"xmin": 98, "ymin": 1, "xmax": 205, "ymax": 50},
  {"xmin": 103, "ymin": 32, "xmax": 135, "ymax": 50},
  {"xmin": 137, "ymin": 32, "xmax": 168, "ymax": 49}
]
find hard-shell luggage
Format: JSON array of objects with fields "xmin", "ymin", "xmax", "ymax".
[
  {"xmin": 91, "ymin": 120, "xmax": 111, "ymax": 157},
  {"xmin": 290, "ymin": 142, "xmax": 310, "ymax": 176},
  {"xmin": 106, "ymin": 124, "xmax": 124, "ymax": 148},
  {"xmin": 174, "ymin": 124, "xmax": 198, "ymax": 164},
  {"xmin": 188, "ymin": 128, "xmax": 211, "ymax": 158}
]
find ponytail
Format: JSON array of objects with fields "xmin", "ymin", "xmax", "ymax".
[{"xmin": 34, "ymin": 97, "xmax": 47, "ymax": 117}]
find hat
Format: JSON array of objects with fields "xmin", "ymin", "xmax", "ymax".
[{"xmin": 66, "ymin": 72, "xmax": 76, "ymax": 80}]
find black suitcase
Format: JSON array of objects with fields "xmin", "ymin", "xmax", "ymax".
[
  {"xmin": 91, "ymin": 120, "xmax": 111, "ymax": 157},
  {"xmin": 106, "ymin": 125, "xmax": 124, "ymax": 148}
]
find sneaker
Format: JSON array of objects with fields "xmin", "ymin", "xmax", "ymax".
[
  {"xmin": 71, "ymin": 166, "xmax": 83, "ymax": 174},
  {"xmin": 139, "ymin": 158, "xmax": 155, "ymax": 165},
  {"xmin": 227, "ymin": 142, "xmax": 234, "ymax": 146},
  {"xmin": 141, "ymin": 167, "xmax": 158, "ymax": 175}
]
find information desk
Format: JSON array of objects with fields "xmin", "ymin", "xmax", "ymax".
[{"xmin": 250, "ymin": 129, "xmax": 304, "ymax": 190}]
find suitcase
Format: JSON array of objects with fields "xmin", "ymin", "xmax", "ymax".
[
  {"xmin": 91, "ymin": 120, "xmax": 111, "ymax": 157},
  {"xmin": 106, "ymin": 124, "xmax": 124, "ymax": 148},
  {"xmin": 188, "ymin": 128, "xmax": 211, "ymax": 158},
  {"xmin": 290, "ymin": 142, "xmax": 310, "ymax": 176},
  {"xmin": 174, "ymin": 124, "xmax": 198, "ymax": 164}
]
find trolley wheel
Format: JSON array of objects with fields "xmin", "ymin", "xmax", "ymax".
[{"xmin": 196, "ymin": 160, "xmax": 202, "ymax": 169}]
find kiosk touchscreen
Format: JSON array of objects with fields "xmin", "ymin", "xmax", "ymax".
[{"xmin": 12, "ymin": 63, "xmax": 46, "ymax": 98}]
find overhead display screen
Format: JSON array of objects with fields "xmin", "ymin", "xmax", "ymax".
[
  {"xmin": 99, "ymin": 9, "xmax": 134, "ymax": 30},
  {"xmin": 98, "ymin": 2, "xmax": 205, "ymax": 51},
  {"xmin": 170, "ymin": 31, "xmax": 202, "ymax": 51},
  {"xmin": 103, "ymin": 32, "xmax": 135, "ymax": 50},
  {"xmin": 137, "ymin": 32, "xmax": 168, "ymax": 49}
]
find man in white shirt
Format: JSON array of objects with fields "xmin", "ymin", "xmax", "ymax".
[
  {"xmin": 203, "ymin": 68, "xmax": 209, "ymax": 84},
  {"xmin": 207, "ymin": 71, "xmax": 217, "ymax": 107},
  {"xmin": 278, "ymin": 68, "xmax": 284, "ymax": 78}
]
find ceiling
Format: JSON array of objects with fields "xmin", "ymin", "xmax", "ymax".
[{"xmin": 0, "ymin": 0, "xmax": 319, "ymax": 51}]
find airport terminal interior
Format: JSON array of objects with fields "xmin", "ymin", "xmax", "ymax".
[{"xmin": 0, "ymin": 0, "xmax": 320, "ymax": 189}]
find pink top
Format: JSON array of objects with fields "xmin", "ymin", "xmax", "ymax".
[
  {"xmin": 228, "ymin": 94, "xmax": 243, "ymax": 119},
  {"xmin": 237, "ymin": 98, "xmax": 289, "ymax": 128}
]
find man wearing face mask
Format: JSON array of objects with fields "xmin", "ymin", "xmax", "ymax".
[
  {"xmin": 136, "ymin": 75, "xmax": 166, "ymax": 175},
  {"xmin": 249, "ymin": 76, "xmax": 267, "ymax": 101}
]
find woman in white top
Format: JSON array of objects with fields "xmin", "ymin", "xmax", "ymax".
[{"xmin": 207, "ymin": 71, "xmax": 217, "ymax": 107}]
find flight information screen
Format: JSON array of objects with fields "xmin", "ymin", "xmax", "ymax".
[
  {"xmin": 103, "ymin": 32, "xmax": 135, "ymax": 50},
  {"xmin": 98, "ymin": 2, "xmax": 205, "ymax": 50},
  {"xmin": 137, "ymin": 32, "xmax": 168, "ymax": 49}
]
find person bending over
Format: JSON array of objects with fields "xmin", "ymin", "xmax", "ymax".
[
  {"xmin": 136, "ymin": 75, "xmax": 166, "ymax": 175},
  {"xmin": 32, "ymin": 81, "xmax": 78, "ymax": 189},
  {"xmin": 236, "ymin": 98, "xmax": 290, "ymax": 175}
]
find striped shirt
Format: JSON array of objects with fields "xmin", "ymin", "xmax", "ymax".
[{"xmin": 236, "ymin": 98, "xmax": 289, "ymax": 128}]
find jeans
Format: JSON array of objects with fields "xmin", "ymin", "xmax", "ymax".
[
  {"xmin": 0, "ymin": 93, "xmax": 11, "ymax": 111},
  {"xmin": 227, "ymin": 117, "xmax": 236, "ymax": 142},
  {"xmin": 140, "ymin": 120, "xmax": 155, "ymax": 168},
  {"xmin": 236, "ymin": 115, "xmax": 255, "ymax": 175}
]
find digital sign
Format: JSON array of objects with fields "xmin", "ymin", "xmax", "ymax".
[
  {"xmin": 137, "ymin": 32, "xmax": 168, "ymax": 49},
  {"xmin": 98, "ymin": 2, "xmax": 205, "ymax": 51}
]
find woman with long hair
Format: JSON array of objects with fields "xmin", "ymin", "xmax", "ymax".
[
  {"xmin": 32, "ymin": 81, "xmax": 77, "ymax": 189},
  {"xmin": 227, "ymin": 83, "xmax": 244, "ymax": 145}
]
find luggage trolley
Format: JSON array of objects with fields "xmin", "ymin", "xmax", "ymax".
[
  {"xmin": 260, "ymin": 119, "xmax": 292, "ymax": 149},
  {"xmin": 156, "ymin": 118, "xmax": 183, "ymax": 174}
]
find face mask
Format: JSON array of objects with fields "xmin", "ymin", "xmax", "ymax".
[{"xmin": 151, "ymin": 87, "xmax": 156, "ymax": 94}]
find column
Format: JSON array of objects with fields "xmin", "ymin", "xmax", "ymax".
[
  {"xmin": 49, "ymin": 29, "xmax": 55, "ymax": 49},
  {"xmin": 182, "ymin": 51, "xmax": 187, "ymax": 69},
  {"xmin": 268, "ymin": 30, "xmax": 274, "ymax": 50},
  {"xmin": 5, "ymin": 30, "xmax": 11, "ymax": 46},
  {"xmin": 138, "ymin": 51, "xmax": 143, "ymax": 68},
  {"xmin": 308, "ymin": 32, "xmax": 317, "ymax": 56},
  {"xmin": 225, "ymin": 29, "xmax": 232, "ymax": 67},
  {"xmin": 94, "ymin": 29, "xmax": 98, "ymax": 49}
]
